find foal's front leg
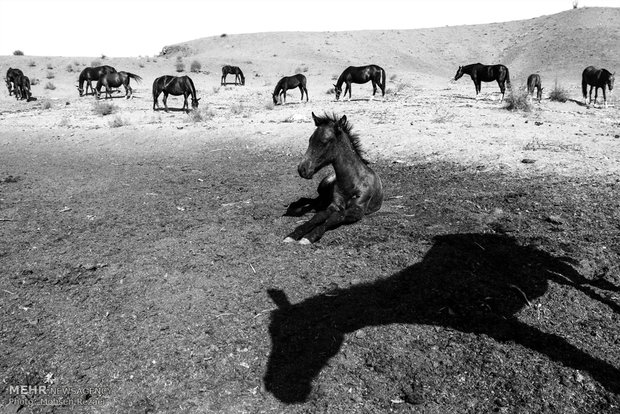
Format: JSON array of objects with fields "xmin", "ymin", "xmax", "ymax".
[
  {"xmin": 284, "ymin": 208, "xmax": 333, "ymax": 243},
  {"xmin": 300, "ymin": 204, "xmax": 365, "ymax": 244}
]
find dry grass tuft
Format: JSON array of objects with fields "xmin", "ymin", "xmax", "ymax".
[
  {"xmin": 548, "ymin": 80, "xmax": 569, "ymax": 103},
  {"xmin": 504, "ymin": 88, "xmax": 531, "ymax": 112},
  {"xmin": 44, "ymin": 82, "xmax": 56, "ymax": 90},
  {"xmin": 92, "ymin": 101, "xmax": 117, "ymax": 116}
]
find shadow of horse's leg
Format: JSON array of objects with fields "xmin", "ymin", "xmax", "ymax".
[{"xmin": 472, "ymin": 317, "xmax": 620, "ymax": 394}]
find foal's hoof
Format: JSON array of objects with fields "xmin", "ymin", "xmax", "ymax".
[
  {"xmin": 298, "ymin": 238, "xmax": 311, "ymax": 245},
  {"xmin": 283, "ymin": 237, "xmax": 296, "ymax": 243}
]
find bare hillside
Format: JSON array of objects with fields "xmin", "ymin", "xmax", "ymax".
[{"xmin": 162, "ymin": 7, "xmax": 620, "ymax": 85}]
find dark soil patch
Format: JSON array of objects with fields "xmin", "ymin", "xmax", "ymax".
[{"xmin": 1, "ymin": 146, "xmax": 619, "ymax": 413}]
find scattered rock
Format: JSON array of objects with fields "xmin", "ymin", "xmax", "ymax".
[
  {"xmin": 521, "ymin": 158, "xmax": 536, "ymax": 164},
  {"xmin": 546, "ymin": 215, "xmax": 563, "ymax": 225}
]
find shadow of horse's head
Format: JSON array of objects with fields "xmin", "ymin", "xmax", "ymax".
[{"xmin": 264, "ymin": 233, "xmax": 620, "ymax": 403}]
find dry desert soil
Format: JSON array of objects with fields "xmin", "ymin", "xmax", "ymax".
[{"xmin": 1, "ymin": 7, "xmax": 620, "ymax": 414}]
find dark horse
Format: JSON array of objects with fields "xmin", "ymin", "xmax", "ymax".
[
  {"xmin": 96, "ymin": 71, "xmax": 142, "ymax": 99},
  {"xmin": 13, "ymin": 74, "xmax": 32, "ymax": 101},
  {"xmin": 334, "ymin": 64, "xmax": 386, "ymax": 100},
  {"xmin": 283, "ymin": 113, "xmax": 383, "ymax": 244},
  {"xmin": 582, "ymin": 66, "xmax": 615, "ymax": 107},
  {"xmin": 272, "ymin": 74, "xmax": 308, "ymax": 105},
  {"xmin": 265, "ymin": 233, "xmax": 620, "ymax": 403},
  {"xmin": 454, "ymin": 63, "xmax": 511, "ymax": 101},
  {"xmin": 221, "ymin": 65, "xmax": 245, "ymax": 86},
  {"xmin": 152, "ymin": 75, "xmax": 200, "ymax": 112},
  {"xmin": 5, "ymin": 67, "xmax": 24, "ymax": 96},
  {"xmin": 527, "ymin": 74, "xmax": 543, "ymax": 102},
  {"xmin": 77, "ymin": 65, "xmax": 117, "ymax": 96}
]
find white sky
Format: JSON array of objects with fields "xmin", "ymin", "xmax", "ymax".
[{"xmin": 0, "ymin": 0, "xmax": 618, "ymax": 57}]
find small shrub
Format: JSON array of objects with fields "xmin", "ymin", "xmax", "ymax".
[
  {"xmin": 66, "ymin": 64, "xmax": 74, "ymax": 72},
  {"xmin": 58, "ymin": 117, "xmax": 71, "ymax": 127},
  {"xmin": 92, "ymin": 101, "xmax": 117, "ymax": 116},
  {"xmin": 504, "ymin": 88, "xmax": 531, "ymax": 111},
  {"xmin": 389, "ymin": 74, "xmax": 398, "ymax": 81},
  {"xmin": 175, "ymin": 61, "xmax": 185, "ymax": 72},
  {"xmin": 326, "ymin": 87, "xmax": 335, "ymax": 95},
  {"xmin": 220, "ymin": 33, "xmax": 227, "ymax": 37},
  {"xmin": 73, "ymin": 60, "xmax": 81, "ymax": 66},
  {"xmin": 91, "ymin": 60, "xmax": 101, "ymax": 67},
  {"xmin": 101, "ymin": 54, "xmax": 107, "ymax": 60},
  {"xmin": 30, "ymin": 78, "xmax": 40, "ymax": 86},
  {"xmin": 138, "ymin": 62, "xmax": 145, "ymax": 68},
  {"xmin": 108, "ymin": 116, "xmax": 128, "ymax": 128},
  {"xmin": 44, "ymin": 82, "xmax": 56, "ymax": 90},
  {"xmin": 187, "ymin": 107, "xmax": 215, "ymax": 122},
  {"xmin": 295, "ymin": 64, "xmax": 309, "ymax": 73},
  {"xmin": 230, "ymin": 103, "xmax": 244, "ymax": 115},
  {"xmin": 190, "ymin": 60, "xmax": 202, "ymax": 73},
  {"xmin": 13, "ymin": 50, "xmax": 24, "ymax": 56},
  {"xmin": 431, "ymin": 108, "xmax": 456, "ymax": 123},
  {"xmin": 46, "ymin": 63, "xmax": 53, "ymax": 70},
  {"xmin": 265, "ymin": 101, "xmax": 275, "ymax": 110},
  {"xmin": 46, "ymin": 71, "xmax": 55, "ymax": 79},
  {"xmin": 549, "ymin": 80, "xmax": 569, "ymax": 103},
  {"xmin": 40, "ymin": 100, "xmax": 53, "ymax": 110},
  {"xmin": 331, "ymin": 74, "xmax": 338, "ymax": 81},
  {"xmin": 212, "ymin": 86, "xmax": 220, "ymax": 94},
  {"xmin": 28, "ymin": 60, "xmax": 36, "ymax": 67}
]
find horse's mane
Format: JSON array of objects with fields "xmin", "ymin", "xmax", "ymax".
[{"xmin": 314, "ymin": 113, "xmax": 368, "ymax": 164}]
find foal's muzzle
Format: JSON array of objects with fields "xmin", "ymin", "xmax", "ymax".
[{"xmin": 297, "ymin": 160, "xmax": 315, "ymax": 179}]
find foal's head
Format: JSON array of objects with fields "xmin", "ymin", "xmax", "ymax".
[
  {"xmin": 191, "ymin": 97, "xmax": 200, "ymax": 109},
  {"xmin": 298, "ymin": 112, "xmax": 363, "ymax": 179},
  {"xmin": 454, "ymin": 66, "xmax": 464, "ymax": 81},
  {"xmin": 5, "ymin": 78, "xmax": 12, "ymax": 93},
  {"xmin": 272, "ymin": 93, "xmax": 279, "ymax": 105}
]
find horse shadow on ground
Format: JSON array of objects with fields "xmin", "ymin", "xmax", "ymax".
[
  {"xmin": 568, "ymin": 99, "xmax": 588, "ymax": 107},
  {"xmin": 264, "ymin": 233, "xmax": 620, "ymax": 403},
  {"xmin": 153, "ymin": 107, "xmax": 190, "ymax": 113}
]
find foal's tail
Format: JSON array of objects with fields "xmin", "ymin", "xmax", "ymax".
[{"xmin": 581, "ymin": 76, "xmax": 588, "ymax": 99}]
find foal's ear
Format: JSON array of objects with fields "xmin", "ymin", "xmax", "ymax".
[
  {"xmin": 312, "ymin": 112, "xmax": 320, "ymax": 126},
  {"xmin": 338, "ymin": 115, "xmax": 347, "ymax": 128}
]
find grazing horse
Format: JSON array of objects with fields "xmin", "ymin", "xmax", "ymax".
[
  {"xmin": 283, "ymin": 112, "xmax": 383, "ymax": 244},
  {"xmin": 152, "ymin": 75, "xmax": 200, "ymax": 112},
  {"xmin": 527, "ymin": 74, "xmax": 543, "ymax": 102},
  {"xmin": 96, "ymin": 71, "xmax": 142, "ymax": 99},
  {"xmin": 334, "ymin": 65, "xmax": 386, "ymax": 100},
  {"xmin": 582, "ymin": 66, "xmax": 615, "ymax": 107},
  {"xmin": 221, "ymin": 65, "xmax": 245, "ymax": 85},
  {"xmin": 13, "ymin": 74, "xmax": 32, "ymax": 101},
  {"xmin": 454, "ymin": 63, "xmax": 511, "ymax": 101},
  {"xmin": 272, "ymin": 74, "xmax": 308, "ymax": 105},
  {"xmin": 77, "ymin": 65, "xmax": 117, "ymax": 96},
  {"xmin": 5, "ymin": 67, "xmax": 24, "ymax": 96}
]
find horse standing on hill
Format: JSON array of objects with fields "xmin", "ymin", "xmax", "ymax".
[
  {"xmin": 272, "ymin": 74, "xmax": 308, "ymax": 105},
  {"xmin": 582, "ymin": 66, "xmax": 615, "ymax": 107},
  {"xmin": 13, "ymin": 74, "xmax": 32, "ymax": 101},
  {"xmin": 334, "ymin": 65, "xmax": 386, "ymax": 101},
  {"xmin": 454, "ymin": 63, "xmax": 511, "ymax": 101},
  {"xmin": 5, "ymin": 67, "xmax": 24, "ymax": 96},
  {"xmin": 221, "ymin": 65, "xmax": 245, "ymax": 85},
  {"xmin": 152, "ymin": 75, "xmax": 200, "ymax": 112},
  {"xmin": 77, "ymin": 65, "xmax": 117, "ymax": 96},
  {"xmin": 96, "ymin": 71, "xmax": 142, "ymax": 99},
  {"xmin": 284, "ymin": 112, "xmax": 383, "ymax": 244},
  {"xmin": 527, "ymin": 74, "xmax": 543, "ymax": 102}
]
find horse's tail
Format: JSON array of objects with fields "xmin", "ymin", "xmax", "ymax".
[
  {"xmin": 582, "ymin": 74, "xmax": 588, "ymax": 99},
  {"xmin": 126, "ymin": 72, "xmax": 143, "ymax": 83},
  {"xmin": 152, "ymin": 78, "xmax": 160, "ymax": 101},
  {"xmin": 381, "ymin": 67, "xmax": 386, "ymax": 92},
  {"xmin": 505, "ymin": 67, "xmax": 511, "ymax": 89}
]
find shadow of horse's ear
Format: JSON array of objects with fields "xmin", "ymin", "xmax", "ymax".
[{"xmin": 267, "ymin": 289, "xmax": 292, "ymax": 308}]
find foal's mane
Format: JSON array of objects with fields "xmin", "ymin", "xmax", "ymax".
[{"xmin": 314, "ymin": 113, "xmax": 369, "ymax": 164}]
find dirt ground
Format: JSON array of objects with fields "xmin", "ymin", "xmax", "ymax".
[{"xmin": 1, "ymin": 45, "xmax": 620, "ymax": 414}]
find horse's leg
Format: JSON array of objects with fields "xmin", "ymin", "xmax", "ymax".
[
  {"xmin": 183, "ymin": 93, "xmax": 189, "ymax": 112},
  {"xmin": 588, "ymin": 85, "xmax": 594, "ymax": 106},
  {"xmin": 284, "ymin": 209, "xmax": 333, "ymax": 242},
  {"xmin": 304, "ymin": 86, "xmax": 309, "ymax": 102},
  {"xmin": 299, "ymin": 86, "xmax": 304, "ymax": 101},
  {"xmin": 498, "ymin": 80, "xmax": 505, "ymax": 102},
  {"xmin": 594, "ymin": 87, "xmax": 600, "ymax": 106},
  {"xmin": 300, "ymin": 204, "xmax": 366, "ymax": 244},
  {"xmin": 163, "ymin": 92, "xmax": 169, "ymax": 112},
  {"xmin": 602, "ymin": 87, "xmax": 607, "ymax": 108},
  {"xmin": 283, "ymin": 89, "xmax": 287, "ymax": 104}
]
